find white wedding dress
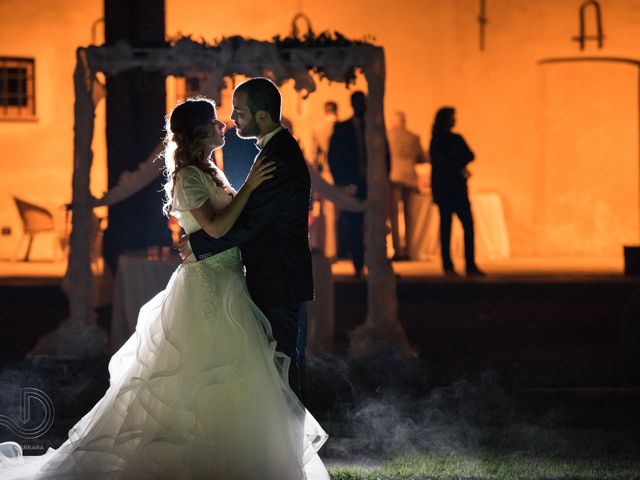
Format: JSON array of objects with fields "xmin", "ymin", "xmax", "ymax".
[{"xmin": 0, "ymin": 166, "xmax": 329, "ymax": 479}]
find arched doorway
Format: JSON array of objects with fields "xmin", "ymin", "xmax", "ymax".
[{"xmin": 536, "ymin": 57, "xmax": 640, "ymax": 256}]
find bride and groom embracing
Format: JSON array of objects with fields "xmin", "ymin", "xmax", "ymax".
[{"xmin": 0, "ymin": 78, "xmax": 329, "ymax": 479}]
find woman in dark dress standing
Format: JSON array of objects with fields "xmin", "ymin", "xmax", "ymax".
[{"xmin": 429, "ymin": 107, "xmax": 484, "ymax": 276}]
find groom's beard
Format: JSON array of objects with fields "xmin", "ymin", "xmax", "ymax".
[{"xmin": 235, "ymin": 117, "xmax": 260, "ymax": 139}]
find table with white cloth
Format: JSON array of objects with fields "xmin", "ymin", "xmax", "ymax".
[
  {"xmin": 110, "ymin": 252, "xmax": 180, "ymax": 352},
  {"xmin": 408, "ymin": 191, "xmax": 511, "ymax": 262}
]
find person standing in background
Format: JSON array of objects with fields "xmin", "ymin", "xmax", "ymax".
[
  {"xmin": 310, "ymin": 101, "xmax": 339, "ymax": 259},
  {"xmin": 388, "ymin": 111, "xmax": 427, "ymax": 260},
  {"xmin": 328, "ymin": 92, "xmax": 389, "ymax": 277},
  {"xmin": 429, "ymin": 106, "xmax": 484, "ymax": 277}
]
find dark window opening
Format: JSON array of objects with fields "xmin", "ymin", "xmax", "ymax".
[{"xmin": 0, "ymin": 57, "xmax": 36, "ymax": 119}]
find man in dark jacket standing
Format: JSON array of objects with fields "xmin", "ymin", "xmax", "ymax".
[
  {"xmin": 328, "ymin": 91, "xmax": 390, "ymax": 277},
  {"xmin": 179, "ymin": 77, "xmax": 313, "ymax": 397},
  {"xmin": 328, "ymin": 91, "xmax": 369, "ymax": 277}
]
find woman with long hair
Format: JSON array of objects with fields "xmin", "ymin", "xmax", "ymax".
[
  {"xmin": 429, "ymin": 106, "xmax": 484, "ymax": 276},
  {"xmin": 0, "ymin": 97, "xmax": 329, "ymax": 479}
]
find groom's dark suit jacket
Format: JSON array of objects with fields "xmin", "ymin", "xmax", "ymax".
[{"xmin": 189, "ymin": 128, "xmax": 314, "ymax": 308}]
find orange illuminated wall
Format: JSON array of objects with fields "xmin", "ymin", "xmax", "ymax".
[
  {"xmin": 1, "ymin": 0, "xmax": 639, "ymax": 260},
  {"xmin": 0, "ymin": 0, "xmax": 106, "ymax": 260},
  {"xmin": 166, "ymin": 0, "xmax": 640, "ymax": 258}
]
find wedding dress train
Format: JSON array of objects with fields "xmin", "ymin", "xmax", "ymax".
[{"xmin": 0, "ymin": 166, "xmax": 328, "ymax": 479}]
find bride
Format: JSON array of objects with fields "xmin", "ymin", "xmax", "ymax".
[{"xmin": 0, "ymin": 97, "xmax": 329, "ymax": 479}]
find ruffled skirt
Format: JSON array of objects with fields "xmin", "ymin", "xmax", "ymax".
[{"xmin": 0, "ymin": 248, "xmax": 328, "ymax": 479}]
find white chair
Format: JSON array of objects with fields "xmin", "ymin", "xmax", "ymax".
[{"xmin": 13, "ymin": 196, "xmax": 59, "ymax": 261}]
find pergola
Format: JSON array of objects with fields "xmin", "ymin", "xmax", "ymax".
[{"xmin": 37, "ymin": 28, "xmax": 413, "ymax": 358}]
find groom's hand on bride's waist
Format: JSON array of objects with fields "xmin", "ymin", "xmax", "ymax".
[{"xmin": 178, "ymin": 234, "xmax": 196, "ymax": 263}]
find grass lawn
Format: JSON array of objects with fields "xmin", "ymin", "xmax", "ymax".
[
  {"xmin": 328, "ymin": 453, "xmax": 640, "ymax": 479},
  {"xmin": 312, "ymin": 382, "xmax": 640, "ymax": 480}
]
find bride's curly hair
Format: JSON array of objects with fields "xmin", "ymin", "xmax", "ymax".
[{"xmin": 162, "ymin": 97, "xmax": 228, "ymax": 215}]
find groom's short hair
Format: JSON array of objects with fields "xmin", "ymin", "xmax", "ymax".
[{"xmin": 235, "ymin": 77, "xmax": 281, "ymax": 122}]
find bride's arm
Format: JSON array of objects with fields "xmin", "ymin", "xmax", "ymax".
[{"xmin": 190, "ymin": 158, "xmax": 275, "ymax": 239}]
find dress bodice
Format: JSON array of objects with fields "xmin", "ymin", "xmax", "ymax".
[{"xmin": 171, "ymin": 166, "xmax": 234, "ymax": 234}]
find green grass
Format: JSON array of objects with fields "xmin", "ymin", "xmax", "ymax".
[
  {"xmin": 319, "ymin": 388, "xmax": 640, "ymax": 480},
  {"xmin": 328, "ymin": 452, "xmax": 640, "ymax": 479}
]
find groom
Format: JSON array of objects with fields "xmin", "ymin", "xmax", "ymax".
[{"xmin": 179, "ymin": 77, "xmax": 313, "ymax": 397}]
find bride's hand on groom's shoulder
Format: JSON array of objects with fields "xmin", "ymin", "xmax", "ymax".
[{"xmin": 246, "ymin": 157, "xmax": 277, "ymax": 191}]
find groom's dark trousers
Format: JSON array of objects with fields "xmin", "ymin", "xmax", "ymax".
[
  {"xmin": 189, "ymin": 128, "xmax": 313, "ymax": 399},
  {"xmin": 256, "ymin": 302, "xmax": 306, "ymax": 396}
]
